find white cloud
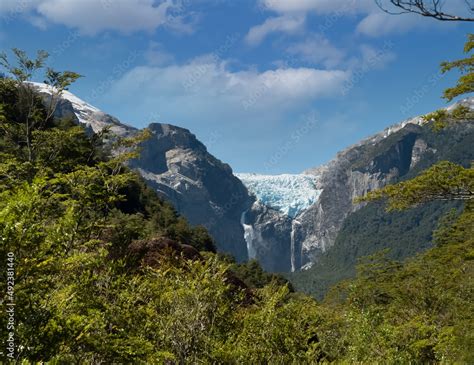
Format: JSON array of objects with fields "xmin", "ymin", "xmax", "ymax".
[
  {"xmin": 246, "ymin": 0, "xmax": 372, "ymax": 47},
  {"xmin": 286, "ymin": 34, "xmax": 345, "ymax": 68},
  {"xmin": 356, "ymin": 12, "xmax": 422, "ymax": 37},
  {"xmin": 104, "ymin": 57, "xmax": 349, "ymax": 127},
  {"xmin": 259, "ymin": 0, "xmax": 374, "ymax": 14},
  {"xmin": 256, "ymin": 0, "xmax": 454, "ymax": 39},
  {"xmin": 358, "ymin": 43, "xmax": 396, "ymax": 69},
  {"xmin": 145, "ymin": 41, "xmax": 175, "ymax": 66},
  {"xmin": 0, "ymin": 1, "xmax": 39, "ymax": 13},
  {"xmin": 245, "ymin": 15, "xmax": 305, "ymax": 46},
  {"xmin": 0, "ymin": 0, "xmax": 195, "ymax": 35}
]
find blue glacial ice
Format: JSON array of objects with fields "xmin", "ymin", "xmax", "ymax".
[{"xmin": 236, "ymin": 173, "xmax": 322, "ymax": 218}]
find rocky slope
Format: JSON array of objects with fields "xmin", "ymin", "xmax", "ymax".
[
  {"xmin": 31, "ymin": 82, "xmax": 136, "ymax": 137},
  {"xmin": 129, "ymin": 123, "xmax": 252, "ymax": 261}
]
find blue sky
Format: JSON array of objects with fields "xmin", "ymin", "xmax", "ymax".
[{"xmin": 0, "ymin": 0, "xmax": 472, "ymax": 173}]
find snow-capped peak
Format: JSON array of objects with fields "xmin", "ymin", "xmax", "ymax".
[
  {"xmin": 29, "ymin": 82, "xmax": 133, "ymax": 137},
  {"xmin": 375, "ymin": 96, "xmax": 474, "ymax": 141},
  {"xmin": 235, "ymin": 173, "xmax": 322, "ymax": 218},
  {"xmin": 30, "ymin": 81, "xmax": 99, "ymax": 117}
]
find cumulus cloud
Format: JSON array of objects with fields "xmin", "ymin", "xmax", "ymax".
[
  {"xmin": 356, "ymin": 12, "xmax": 424, "ymax": 37},
  {"xmin": 0, "ymin": 0, "xmax": 194, "ymax": 35},
  {"xmin": 258, "ymin": 0, "xmax": 374, "ymax": 15},
  {"xmin": 245, "ymin": 15, "xmax": 305, "ymax": 46},
  {"xmin": 358, "ymin": 43, "xmax": 396, "ymax": 69},
  {"xmin": 103, "ymin": 57, "xmax": 349, "ymax": 130},
  {"xmin": 286, "ymin": 34, "xmax": 345, "ymax": 68},
  {"xmin": 110, "ymin": 57, "xmax": 349, "ymax": 105},
  {"xmin": 246, "ymin": 0, "xmax": 372, "ymax": 46},
  {"xmin": 256, "ymin": 0, "xmax": 453, "ymax": 39}
]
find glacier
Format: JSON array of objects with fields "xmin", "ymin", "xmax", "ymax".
[{"xmin": 235, "ymin": 173, "xmax": 322, "ymax": 218}]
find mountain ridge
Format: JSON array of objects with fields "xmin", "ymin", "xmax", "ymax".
[{"xmin": 31, "ymin": 82, "xmax": 474, "ymax": 273}]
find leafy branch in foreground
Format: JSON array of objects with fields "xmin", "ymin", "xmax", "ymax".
[
  {"xmin": 441, "ymin": 33, "xmax": 474, "ymax": 101},
  {"xmin": 357, "ymin": 161, "xmax": 474, "ymax": 210},
  {"xmin": 420, "ymin": 34, "xmax": 474, "ymax": 130}
]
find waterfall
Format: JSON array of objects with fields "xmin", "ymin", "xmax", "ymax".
[
  {"xmin": 241, "ymin": 210, "xmax": 257, "ymax": 260},
  {"xmin": 290, "ymin": 220, "xmax": 301, "ymax": 272}
]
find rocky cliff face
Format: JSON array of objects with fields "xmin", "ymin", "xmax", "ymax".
[
  {"xmin": 241, "ymin": 202, "xmax": 293, "ymax": 272},
  {"xmin": 130, "ymin": 123, "xmax": 253, "ymax": 261},
  {"xmin": 297, "ymin": 124, "xmax": 424, "ymax": 268}
]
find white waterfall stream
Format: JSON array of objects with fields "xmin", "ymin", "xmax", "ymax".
[
  {"xmin": 290, "ymin": 220, "xmax": 301, "ymax": 272},
  {"xmin": 240, "ymin": 210, "xmax": 257, "ymax": 260}
]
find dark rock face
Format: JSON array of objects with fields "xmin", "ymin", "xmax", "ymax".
[
  {"xmin": 131, "ymin": 123, "xmax": 253, "ymax": 261},
  {"xmin": 52, "ymin": 98, "xmax": 80, "ymax": 124}
]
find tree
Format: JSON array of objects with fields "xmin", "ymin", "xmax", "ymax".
[
  {"xmin": 44, "ymin": 68, "xmax": 82, "ymax": 123},
  {"xmin": 358, "ymin": 161, "xmax": 474, "ymax": 210},
  {"xmin": 0, "ymin": 49, "xmax": 81, "ymax": 161},
  {"xmin": 375, "ymin": 0, "xmax": 474, "ymax": 21},
  {"xmin": 441, "ymin": 33, "xmax": 474, "ymax": 101}
]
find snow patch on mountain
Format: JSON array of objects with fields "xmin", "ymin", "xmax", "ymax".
[
  {"xmin": 376, "ymin": 98, "xmax": 474, "ymax": 142},
  {"xmin": 30, "ymin": 82, "xmax": 133, "ymax": 137},
  {"xmin": 236, "ymin": 173, "xmax": 322, "ymax": 218},
  {"xmin": 309, "ymin": 97, "xmax": 474, "ymax": 172}
]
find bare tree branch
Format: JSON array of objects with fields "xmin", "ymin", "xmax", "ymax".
[{"xmin": 375, "ymin": 0, "xmax": 474, "ymax": 21}]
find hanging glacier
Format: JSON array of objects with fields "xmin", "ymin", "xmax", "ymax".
[{"xmin": 235, "ymin": 173, "xmax": 322, "ymax": 218}]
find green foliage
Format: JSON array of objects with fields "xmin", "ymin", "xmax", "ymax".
[
  {"xmin": 441, "ymin": 33, "xmax": 474, "ymax": 101},
  {"xmin": 226, "ymin": 285, "xmax": 322, "ymax": 363},
  {"xmin": 359, "ymin": 161, "xmax": 474, "ymax": 210},
  {"xmin": 0, "ymin": 48, "xmax": 81, "ymax": 161},
  {"xmin": 0, "ymin": 48, "xmax": 48, "ymax": 82},
  {"xmin": 316, "ymin": 204, "xmax": 474, "ymax": 363},
  {"xmin": 224, "ymin": 257, "xmax": 292, "ymax": 290},
  {"xmin": 423, "ymin": 104, "xmax": 474, "ymax": 131}
]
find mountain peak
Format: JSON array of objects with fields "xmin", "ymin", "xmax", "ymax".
[{"xmin": 30, "ymin": 82, "xmax": 135, "ymax": 137}]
